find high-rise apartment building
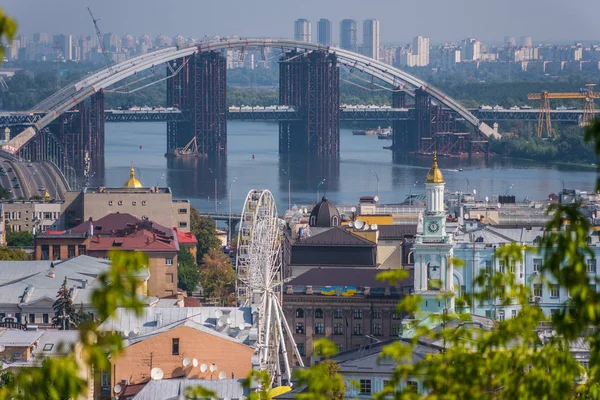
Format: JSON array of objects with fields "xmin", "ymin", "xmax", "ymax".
[
  {"xmin": 33, "ymin": 33, "xmax": 49, "ymax": 43},
  {"xmin": 412, "ymin": 36, "xmax": 430, "ymax": 66},
  {"xmin": 504, "ymin": 36, "xmax": 516, "ymax": 47},
  {"xmin": 53, "ymin": 34, "xmax": 72, "ymax": 60},
  {"xmin": 294, "ymin": 19, "xmax": 312, "ymax": 42},
  {"xmin": 340, "ymin": 19, "xmax": 358, "ymax": 52},
  {"xmin": 521, "ymin": 36, "xmax": 532, "ymax": 48},
  {"xmin": 317, "ymin": 19, "xmax": 332, "ymax": 46},
  {"xmin": 362, "ymin": 19, "xmax": 380, "ymax": 60},
  {"xmin": 462, "ymin": 38, "xmax": 481, "ymax": 61}
]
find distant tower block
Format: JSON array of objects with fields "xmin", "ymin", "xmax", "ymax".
[
  {"xmin": 504, "ymin": 36, "xmax": 516, "ymax": 47},
  {"xmin": 521, "ymin": 36, "xmax": 532, "ymax": 48}
]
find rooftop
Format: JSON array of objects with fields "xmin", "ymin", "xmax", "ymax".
[
  {"xmin": 287, "ymin": 267, "xmax": 413, "ymax": 288},
  {"xmin": 131, "ymin": 379, "xmax": 246, "ymax": 400}
]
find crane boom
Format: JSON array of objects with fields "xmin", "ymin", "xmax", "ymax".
[{"xmin": 87, "ymin": 7, "xmax": 112, "ymax": 70}]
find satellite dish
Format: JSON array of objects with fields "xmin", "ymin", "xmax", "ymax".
[
  {"xmin": 238, "ymin": 322, "xmax": 245, "ymax": 330},
  {"xmin": 351, "ymin": 207, "xmax": 356, "ymax": 212},
  {"xmin": 485, "ymin": 196, "xmax": 489, "ymax": 202},
  {"xmin": 373, "ymin": 195, "xmax": 380, "ymax": 203},
  {"xmin": 354, "ymin": 219, "xmax": 364, "ymax": 230},
  {"xmin": 114, "ymin": 384, "xmax": 122, "ymax": 394},
  {"xmin": 133, "ymin": 327, "xmax": 140, "ymax": 335},
  {"xmin": 473, "ymin": 189, "xmax": 477, "ymax": 195},
  {"xmin": 348, "ymin": 221, "xmax": 354, "ymax": 228},
  {"xmin": 363, "ymin": 223, "xmax": 370, "ymax": 231},
  {"xmin": 217, "ymin": 319, "xmax": 224, "ymax": 327},
  {"xmin": 371, "ymin": 224, "xmax": 378, "ymax": 230},
  {"xmin": 192, "ymin": 358, "xmax": 198, "ymax": 367},
  {"xmin": 151, "ymin": 367, "xmax": 164, "ymax": 380},
  {"xmin": 497, "ymin": 203, "xmax": 502, "ymax": 208},
  {"xmin": 303, "ymin": 208, "xmax": 307, "ymax": 214},
  {"xmin": 464, "ymin": 214, "xmax": 470, "ymax": 220},
  {"xmin": 122, "ymin": 330, "xmax": 130, "ymax": 338},
  {"xmin": 219, "ymin": 371, "xmax": 227, "ymax": 380},
  {"xmin": 201, "ymin": 364, "xmax": 208, "ymax": 372},
  {"xmin": 183, "ymin": 358, "xmax": 191, "ymax": 367},
  {"xmin": 210, "ymin": 363, "xmax": 218, "ymax": 372},
  {"xmin": 215, "ymin": 310, "xmax": 223, "ymax": 319}
]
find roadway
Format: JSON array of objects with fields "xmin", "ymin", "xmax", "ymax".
[{"xmin": 0, "ymin": 158, "xmax": 67, "ymax": 200}]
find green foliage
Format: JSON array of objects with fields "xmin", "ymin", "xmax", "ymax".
[
  {"xmin": 0, "ymin": 8, "xmax": 16, "ymax": 62},
  {"xmin": 52, "ymin": 278, "xmax": 77, "ymax": 330},
  {"xmin": 199, "ymin": 248, "xmax": 236, "ymax": 306},
  {"xmin": 178, "ymin": 248, "xmax": 200, "ymax": 295},
  {"xmin": 29, "ymin": 195, "xmax": 43, "ymax": 200},
  {"xmin": 190, "ymin": 207, "xmax": 220, "ymax": 262},
  {"xmin": 294, "ymin": 339, "xmax": 345, "ymax": 400},
  {"xmin": 0, "ymin": 246, "xmax": 28, "ymax": 260},
  {"xmin": 5, "ymin": 229, "xmax": 33, "ymax": 247},
  {"xmin": 0, "ymin": 367, "xmax": 13, "ymax": 389},
  {"xmin": 0, "ymin": 186, "xmax": 10, "ymax": 200}
]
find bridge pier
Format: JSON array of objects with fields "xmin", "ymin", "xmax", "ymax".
[
  {"xmin": 279, "ymin": 50, "xmax": 340, "ymax": 157},
  {"xmin": 166, "ymin": 51, "xmax": 227, "ymax": 157}
]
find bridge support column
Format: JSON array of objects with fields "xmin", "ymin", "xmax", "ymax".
[
  {"xmin": 415, "ymin": 88, "xmax": 432, "ymax": 153},
  {"xmin": 89, "ymin": 90, "xmax": 105, "ymax": 184},
  {"xmin": 166, "ymin": 56, "xmax": 193, "ymax": 151},
  {"xmin": 392, "ymin": 89, "xmax": 408, "ymax": 151},
  {"xmin": 279, "ymin": 50, "xmax": 339, "ymax": 156}
]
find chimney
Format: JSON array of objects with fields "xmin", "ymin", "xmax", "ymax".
[
  {"xmin": 82, "ymin": 279, "xmax": 88, "ymax": 289},
  {"xmin": 156, "ymin": 312, "xmax": 163, "ymax": 327},
  {"xmin": 4, "ymin": 127, "xmax": 10, "ymax": 141},
  {"xmin": 89, "ymin": 222, "xmax": 94, "ymax": 237}
]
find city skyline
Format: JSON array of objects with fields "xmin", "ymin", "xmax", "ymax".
[{"xmin": 3, "ymin": 0, "xmax": 600, "ymax": 44}]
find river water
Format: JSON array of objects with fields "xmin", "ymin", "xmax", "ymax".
[{"xmin": 104, "ymin": 121, "xmax": 597, "ymax": 214}]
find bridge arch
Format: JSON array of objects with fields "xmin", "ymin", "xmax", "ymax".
[{"xmin": 5, "ymin": 38, "xmax": 497, "ymax": 152}]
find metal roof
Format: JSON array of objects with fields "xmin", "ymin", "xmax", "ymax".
[{"xmin": 132, "ymin": 379, "xmax": 247, "ymax": 400}]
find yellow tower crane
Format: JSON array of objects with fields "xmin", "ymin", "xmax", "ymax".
[{"xmin": 527, "ymin": 84, "xmax": 600, "ymax": 138}]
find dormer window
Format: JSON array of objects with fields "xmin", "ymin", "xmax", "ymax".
[{"xmin": 331, "ymin": 216, "xmax": 339, "ymax": 226}]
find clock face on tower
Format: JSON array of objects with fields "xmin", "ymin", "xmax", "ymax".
[{"xmin": 427, "ymin": 220, "xmax": 440, "ymax": 234}]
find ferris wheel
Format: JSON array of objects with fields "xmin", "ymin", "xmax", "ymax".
[{"xmin": 235, "ymin": 189, "xmax": 304, "ymax": 386}]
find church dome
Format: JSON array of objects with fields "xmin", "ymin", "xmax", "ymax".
[
  {"xmin": 425, "ymin": 152, "xmax": 444, "ymax": 184},
  {"xmin": 309, "ymin": 196, "xmax": 341, "ymax": 227},
  {"xmin": 123, "ymin": 166, "xmax": 143, "ymax": 188}
]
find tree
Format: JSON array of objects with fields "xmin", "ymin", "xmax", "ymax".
[
  {"xmin": 52, "ymin": 278, "xmax": 77, "ymax": 330},
  {"xmin": 5, "ymin": 230, "xmax": 34, "ymax": 247},
  {"xmin": 178, "ymin": 249, "xmax": 201, "ymax": 295},
  {"xmin": 199, "ymin": 249, "xmax": 236, "ymax": 306},
  {"xmin": 0, "ymin": 246, "xmax": 28, "ymax": 260},
  {"xmin": 190, "ymin": 207, "xmax": 220, "ymax": 263}
]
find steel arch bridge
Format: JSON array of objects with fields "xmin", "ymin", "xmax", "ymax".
[{"xmin": 4, "ymin": 38, "xmax": 498, "ymax": 153}]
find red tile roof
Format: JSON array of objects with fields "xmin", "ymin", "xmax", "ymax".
[
  {"xmin": 88, "ymin": 229, "xmax": 178, "ymax": 252},
  {"xmin": 174, "ymin": 227, "xmax": 198, "ymax": 245}
]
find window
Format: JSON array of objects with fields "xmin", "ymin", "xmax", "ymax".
[
  {"xmin": 0, "ymin": 313, "xmax": 5, "ymax": 321},
  {"xmin": 353, "ymin": 323, "xmax": 362, "ymax": 335},
  {"xmin": 333, "ymin": 323, "xmax": 343, "ymax": 335},
  {"xmin": 372, "ymin": 323, "xmax": 382, "ymax": 336},
  {"xmin": 77, "ymin": 245, "xmax": 86, "ymax": 256},
  {"xmin": 178, "ymin": 222, "xmax": 188, "ymax": 228},
  {"xmin": 295, "ymin": 308, "xmax": 304, "ymax": 318},
  {"xmin": 309, "ymin": 216, "xmax": 316, "ymax": 226},
  {"xmin": 533, "ymin": 258, "xmax": 542, "ymax": 272},
  {"xmin": 551, "ymin": 309, "xmax": 560, "ymax": 316},
  {"xmin": 142, "ymin": 201, "xmax": 147, "ymax": 206},
  {"xmin": 42, "ymin": 314, "xmax": 49, "ymax": 324},
  {"xmin": 117, "ymin": 201, "xmax": 123, "ymax": 206},
  {"xmin": 165, "ymin": 258, "xmax": 174, "ymax": 266},
  {"xmin": 314, "ymin": 322, "xmax": 324, "ymax": 335},
  {"xmin": 314, "ymin": 308, "xmax": 323, "ymax": 318},
  {"xmin": 297, "ymin": 343, "xmax": 305, "ymax": 356},
  {"xmin": 359, "ymin": 379, "xmax": 372, "ymax": 395},
  {"xmin": 337, "ymin": 343, "xmax": 343, "ymax": 353},
  {"xmin": 52, "ymin": 246, "xmax": 60, "ymax": 260},
  {"xmin": 41, "ymin": 245, "xmax": 49, "ymax": 260},
  {"xmin": 392, "ymin": 324, "xmax": 401, "ymax": 336},
  {"xmin": 172, "ymin": 338, "xmax": 180, "ymax": 355},
  {"xmin": 295, "ymin": 323, "xmax": 304, "ymax": 334},
  {"xmin": 498, "ymin": 310, "xmax": 505, "ymax": 321},
  {"xmin": 132, "ymin": 201, "xmax": 137, "ymax": 206},
  {"xmin": 406, "ymin": 381, "xmax": 418, "ymax": 393},
  {"xmin": 533, "ymin": 284, "xmax": 542, "ymax": 297},
  {"xmin": 353, "ymin": 309, "xmax": 362, "ymax": 319},
  {"xmin": 43, "ymin": 212, "xmax": 51, "ymax": 219},
  {"xmin": 43, "ymin": 343, "xmax": 54, "ymax": 352},
  {"xmin": 331, "ymin": 216, "xmax": 339, "ymax": 226},
  {"xmin": 67, "ymin": 245, "xmax": 75, "ymax": 259},
  {"xmin": 587, "ymin": 259, "xmax": 597, "ymax": 274},
  {"xmin": 28, "ymin": 313, "xmax": 35, "ymax": 323},
  {"xmin": 550, "ymin": 284, "xmax": 560, "ymax": 298},
  {"xmin": 372, "ymin": 309, "xmax": 382, "ymax": 319},
  {"xmin": 12, "ymin": 352, "xmax": 21, "ymax": 360},
  {"xmin": 590, "ymin": 284, "xmax": 597, "ymax": 292},
  {"xmin": 485, "ymin": 260, "xmax": 493, "ymax": 274},
  {"xmin": 101, "ymin": 371, "xmax": 110, "ymax": 388},
  {"xmin": 498, "ymin": 261, "xmax": 505, "ymax": 274},
  {"xmin": 178, "ymin": 208, "xmax": 188, "ymax": 214},
  {"xmin": 392, "ymin": 310, "xmax": 402, "ymax": 320},
  {"xmin": 108, "ymin": 201, "xmax": 113, "ymax": 206},
  {"xmin": 511, "ymin": 310, "xmax": 517, "ymax": 318},
  {"xmin": 499, "ymin": 286, "xmax": 505, "ymax": 300},
  {"xmin": 334, "ymin": 308, "xmax": 343, "ymax": 319},
  {"xmin": 509, "ymin": 261, "xmax": 516, "ymax": 274}
]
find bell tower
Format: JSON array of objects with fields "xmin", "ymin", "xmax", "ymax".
[{"xmin": 412, "ymin": 150, "xmax": 455, "ymax": 316}]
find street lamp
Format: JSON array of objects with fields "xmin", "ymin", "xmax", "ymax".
[
  {"xmin": 228, "ymin": 177, "xmax": 237, "ymax": 243},
  {"xmin": 208, "ymin": 168, "xmax": 218, "ymax": 213},
  {"xmin": 371, "ymin": 171, "xmax": 380, "ymax": 201},
  {"xmin": 506, "ymin": 183, "xmax": 514, "ymax": 195},
  {"xmin": 316, "ymin": 179, "xmax": 326, "ymax": 203},
  {"xmin": 282, "ymin": 169, "xmax": 291, "ymax": 211},
  {"xmin": 409, "ymin": 181, "xmax": 418, "ymax": 206}
]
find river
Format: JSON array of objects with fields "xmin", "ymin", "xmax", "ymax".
[{"xmin": 104, "ymin": 121, "xmax": 597, "ymax": 214}]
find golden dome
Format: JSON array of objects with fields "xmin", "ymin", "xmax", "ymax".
[
  {"xmin": 425, "ymin": 152, "xmax": 444, "ymax": 184},
  {"xmin": 44, "ymin": 190, "xmax": 50, "ymax": 201},
  {"xmin": 123, "ymin": 166, "xmax": 143, "ymax": 188}
]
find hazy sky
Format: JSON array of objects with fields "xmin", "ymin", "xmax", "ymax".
[{"xmin": 3, "ymin": 0, "xmax": 596, "ymax": 44}]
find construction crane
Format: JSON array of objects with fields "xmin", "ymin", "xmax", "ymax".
[
  {"xmin": 87, "ymin": 7, "xmax": 112, "ymax": 70},
  {"xmin": 528, "ymin": 84, "xmax": 600, "ymax": 138}
]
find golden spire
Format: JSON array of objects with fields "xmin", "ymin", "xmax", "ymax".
[
  {"xmin": 425, "ymin": 143, "xmax": 444, "ymax": 184},
  {"xmin": 123, "ymin": 163, "xmax": 143, "ymax": 188},
  {"xmin": 44, "ymin": 190, "xmax": 50, "ymax": 201}
]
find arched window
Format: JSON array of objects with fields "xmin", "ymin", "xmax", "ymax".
[
  {"xmin": 295, "ymin": 308, "xmax": 304, "ymax": 318},
  {"xmin": 314, "ymin": 308, "xmax": 324, "ymax": 318},
  {"xmin": 475, "ymin": 236, "xmax": 484, "ymax": 243},
  {"xmin": 310, "ymin": 216, "xmax": 316, "ymax": 226},
  {"xmin": 331, "ymin": 216, "xmax": 339, "ymax": 226}
]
